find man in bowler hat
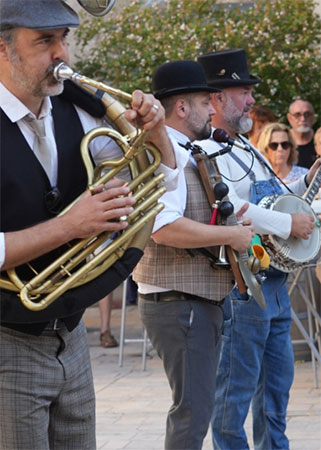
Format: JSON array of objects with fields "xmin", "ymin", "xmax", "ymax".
[
  {"xmin": 133, "ymin": 60, "xmax": 254, "ymax": 450},
  {"xmin": 0, "ymin": 0, "xmax": 179, "ymax": 448},
  {"xmin": 197, "ymin": 48, "xmax": 320, "ymax": 450}
]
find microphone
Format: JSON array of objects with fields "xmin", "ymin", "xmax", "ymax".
[
  {"xmin": 212, "ymin": 128, "xmax": 251, "ymax": 152},
  {"xmin": 208, "ymin": 146, "xmax": 232, "ymax": 159}
]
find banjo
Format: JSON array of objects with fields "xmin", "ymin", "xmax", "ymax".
[
  {"xmin": 211, "ymin": 129, "xmax": 321, "ymax": 274},
  {"xmin": 258, "ymin": 165, "xmax": 321, "ymax": 273}
]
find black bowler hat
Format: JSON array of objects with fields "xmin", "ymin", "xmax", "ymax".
[
  {"xmin": 197, "ymin": 49, "xmax": 260, "ymax": 89},
  {"xmin": 152, "ymin": 60, "xmax": 220, "ymax": 100},
  {"xmin": 0, "ymin": 0, "xmax": 79, "ymax": 31}
]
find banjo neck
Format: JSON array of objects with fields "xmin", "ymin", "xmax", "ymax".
[{"xmin": 302, "ymin": 165, "xmax": 321, "ymax": 205}]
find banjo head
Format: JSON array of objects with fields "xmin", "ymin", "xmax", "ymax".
[{"xmin": 266, "ymin": 194, "xmax": 320, "ymax": 270}]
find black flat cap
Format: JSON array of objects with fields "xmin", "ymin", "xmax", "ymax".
[
  {"xmin": 152, "ymin": 60, "xmax": 221, "ymax": 100},
  {"xmin": 198, "ymin": 49, "xmax": 260, "ymax": 89},
  {"xmin": 0, "ymin": 0, "xmax": 80, "ymax": 31}
]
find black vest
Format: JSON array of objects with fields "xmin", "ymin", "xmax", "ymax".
[
  {"xmin": 1, "ymin": 96, "xmax": 88, "ymax": 276},
  {"xmin": 0, "ymin": 84, "xmax": 144, "ymax": 334},
  {"xmin": 0, "ymin": 93, "xmax": 87, "ymax": 333}
]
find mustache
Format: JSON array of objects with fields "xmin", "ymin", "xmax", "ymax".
[{"xmin": 45, "ymin": 61, "xmax": 66, "ymax": 79}]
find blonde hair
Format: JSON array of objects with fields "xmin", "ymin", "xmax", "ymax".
[{"xmin": 257, "ymin": 122, "xmax": 298, "ymax": 165}]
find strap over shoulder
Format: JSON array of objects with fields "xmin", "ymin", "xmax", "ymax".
[{"xmin": 58, "ymin": 79, "xmax": 106, "ymax": 118}]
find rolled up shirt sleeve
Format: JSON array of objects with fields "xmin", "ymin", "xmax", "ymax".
[
  {"xmin": 0, "ymin": 232, "xmax": 5, "ymax": 270},
  {"xmin": 156, "ymin": 137, "xmax": 189, "ymax": 191},
  {"xmin": 77, "ymin": 107, "xmax": 185, "ymax": 192},
  {"xmin": 152, "ymin": 140, "xmax": 190, "ymax": 233}
]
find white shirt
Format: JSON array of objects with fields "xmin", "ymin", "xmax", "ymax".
[
  {"xmin": 0, "ymin": 83, "xmax": 184, "ymax": 268},
  {"xmin": 152, "ymin": 127, "xmax": 191, "ymax": 233},
  {"xmin": 197, "ymin": 129, "xmax": 307, "ymax": 239},
  {"xmin": 138, "ymin": 126, "xmax": 191, "ymax": 294}
]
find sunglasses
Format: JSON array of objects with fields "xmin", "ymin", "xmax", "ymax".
[{"xmin": 268, "ymin": 141, "xmax": 292, "ymax": 151}]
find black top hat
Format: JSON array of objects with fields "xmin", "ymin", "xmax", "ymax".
[
  {"xmin": 152, "ymin": 60, "xmax": 220, "ymax": 100},
  {"xmin": 0, "ymin": 0, "xmax": 79, "ymax": 31},
  {"xmin": 197, "ymin": 49, "xmax": 260, "ymax": 89}
]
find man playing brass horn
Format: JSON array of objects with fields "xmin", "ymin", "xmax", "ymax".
[
  {"xmin": 197, "ymin": 48, "xmax": 321, "ymax": 450},
  {"xmin": 133, "ymin": 60, "xmax": 254, "ymax": 450},
  {"xmin": 0, "ymin": 1, "xmax": 182, "ymax": 448}
]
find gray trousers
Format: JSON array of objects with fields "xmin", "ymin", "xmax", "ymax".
[
  {"xmin": 139, "ymin": 297, "xmax": 223, "ymax": 450},
  {"xmin": 0, "ymin": 320, "xmax": 96, "ymax": 450}
]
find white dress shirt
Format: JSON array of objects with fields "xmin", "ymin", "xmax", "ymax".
[
  {"xmin": 197, "ymin": 129, "xmax": 307, "ymax": 240},
  {"xmin": 138, "ymin": 126, "xmax": 192, "ymax": 294},
  {"xmin": 0, "ymin": 83, "xmax": 184, "ymax": 268},
  {"xmin": 152, "ymin": 127, "xmax": 191, "ymax": 233}
]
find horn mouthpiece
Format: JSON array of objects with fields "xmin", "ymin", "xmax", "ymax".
[{"xmin": 53, "ymin": 63, "xmax": 76, "ymax": 81}]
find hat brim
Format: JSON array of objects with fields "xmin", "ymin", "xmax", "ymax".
[
  {"xmin": 208, "ymin": 75, "xmax": 261, "ymax": 89},
  {"xmin": 0, "ymin": 1, "xmax": 79, "ymax": 31},
  {"xmin": 155, "ymin": 85, "xmax": 220, "ymax": 100}
]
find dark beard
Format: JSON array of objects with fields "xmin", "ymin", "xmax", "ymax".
[{"xmin": 194, "ymin": 122, "xmax": 212, "ymax": 141}]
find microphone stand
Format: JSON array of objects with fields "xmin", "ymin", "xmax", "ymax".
[{"xmin": 208, "ymin": 145, "xmax": 232, "ymax": 159}]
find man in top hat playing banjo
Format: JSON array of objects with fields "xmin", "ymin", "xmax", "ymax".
[
  {"xmin": 133, "ymin": 59, "xmax": 254, "ymax": 450},
  {"xmin": 197, "ymin": 48, "xmax": 321, "ymax": 450}
]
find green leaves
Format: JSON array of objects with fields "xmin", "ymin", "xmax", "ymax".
[{"xmin": 75, "ymin": 0, "xmax": 321, "ymax": 122}]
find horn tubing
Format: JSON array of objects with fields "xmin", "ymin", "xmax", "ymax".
[{"xmin": 1, "ymin": 64, "xmax": 166, "ymax": 311}]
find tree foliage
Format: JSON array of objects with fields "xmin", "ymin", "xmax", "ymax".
[{"xmin": 75, "ymin": 0, "xmax": 321, "ymax": 122}]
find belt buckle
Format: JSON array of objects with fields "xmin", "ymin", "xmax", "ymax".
[{"xmin": 52, "ymin": 319, "xmax": 61, "ymax": 330}]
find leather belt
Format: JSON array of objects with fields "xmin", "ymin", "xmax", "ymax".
[{"xmin": 139, "ymin": 290, "xmax": 224, "ymax": 306}]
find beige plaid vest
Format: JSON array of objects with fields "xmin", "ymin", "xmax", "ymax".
[{"xmin": 133, "ymin": 160, "xmax": 235, "ymax": 301}]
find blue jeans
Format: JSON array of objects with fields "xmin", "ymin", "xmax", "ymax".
[
  {"xmin": 139, "ymin": 298, "xmax": 223, "ymax": 450},
  {"xmin": 212, "ymin": 268, "xmax": 294, "ymax": 450}
]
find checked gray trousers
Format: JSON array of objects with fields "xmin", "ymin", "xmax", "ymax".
[{"xmin": 0, "ymin": 320, "xmax": 96, "ymax": 450}]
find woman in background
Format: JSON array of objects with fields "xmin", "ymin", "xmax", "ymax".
[
  {"xmin": 314, "ymin": 127, "xmax": 321, "ymax": 158},
  {"xmin": 257, "ymin": 122, "xmax": 308, "ymax": 183},
  {"xmin": 247, "ymin": 104, "xmax": 276, "ymax": 147},
  {"xmin": 98, "ymin": 294, "xmax": 118, "ymax": 348}
]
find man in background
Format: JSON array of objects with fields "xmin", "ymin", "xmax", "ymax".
[{"xmin": 287, "ymin": 99, "xmax": 316, "ymax": 168}]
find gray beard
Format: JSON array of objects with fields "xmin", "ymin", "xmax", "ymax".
[
  {"xmin": 224, "ymin": 114, "xmax": 253, "ymax": 135},
  {"xmin": 222, "ymin": 94, "xmax": 253, "ymax": 134},
  {"xmin": 237, "ymin": 117, "xmax": 253, "ymax": 134},
  {"xmin": 9, "ymin": 50, "xmax": 64, "ymax": 98},
  {"xmin": 296, "ymin": 125, "xmax": 312, "ymax": 133}
]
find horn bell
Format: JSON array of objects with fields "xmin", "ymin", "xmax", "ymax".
[{"xmin": 76, "ymin": 0, "xmax": 115, "ymax": 16}]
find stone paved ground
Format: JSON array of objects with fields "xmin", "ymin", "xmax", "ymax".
[{"xmin": 84, "ymin": 303, "xmax": 321, "ymax": 450}]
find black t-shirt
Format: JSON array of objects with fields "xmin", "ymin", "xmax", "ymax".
[{"xmin": 297, "ymin": 139, "xmax": 316, "ymax": 169}]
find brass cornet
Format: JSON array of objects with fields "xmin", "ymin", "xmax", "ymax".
[{"xmin": 0, "ymin": 63, "xmax": 166, "ymax": 311}]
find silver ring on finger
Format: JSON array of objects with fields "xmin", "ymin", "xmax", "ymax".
[{"xmin": 152, "ymin": 104, "xmax": 159, "ymax": 112}]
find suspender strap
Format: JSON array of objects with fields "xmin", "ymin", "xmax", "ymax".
[
  {"xmin": 236, "ymin": 135, "xmax": 293, "ymax": 194},
  {"xmin": 228, "ymin": 151, "xmax": 256, "ymax": 181}
]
